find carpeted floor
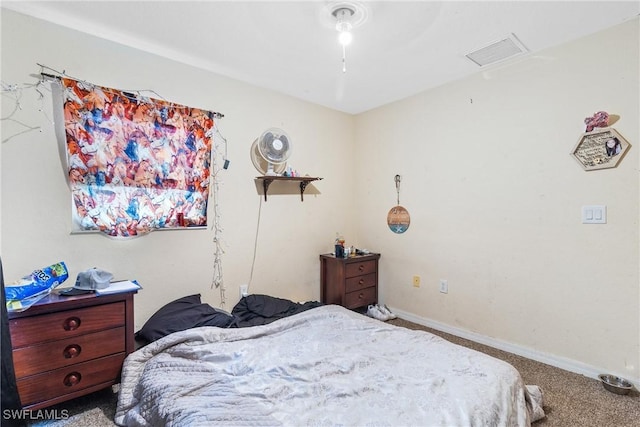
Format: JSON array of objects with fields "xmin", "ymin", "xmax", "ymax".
[{"xmin": 26, "ymin": 317, "xmax": 639, "ymax": 427}]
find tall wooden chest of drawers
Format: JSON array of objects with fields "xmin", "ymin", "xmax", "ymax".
[
  {"xmin": 8, "ymin": 290, "xmax": 136, "ymax": 410},
  {"xmin": 320, "ymin": 253, "xmax": 380, "ymax": 309}
]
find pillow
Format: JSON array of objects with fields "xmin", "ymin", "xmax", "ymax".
[{"xmin": 135, "ymin": 294, "xmax": 235, "ymax": 343}]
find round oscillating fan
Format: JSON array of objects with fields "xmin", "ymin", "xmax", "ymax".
[
  {"xmin": 252, "ymin": 128, "xmax": 292, "ymax": 176},
  {"xmin": 250, "ymin": 140, "xmax": 286, "ymax": 175}
]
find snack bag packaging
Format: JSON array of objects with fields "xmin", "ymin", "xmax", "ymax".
[{"xmin": 4, "ymin": 261, "xmax": 69, "ymax": 302}]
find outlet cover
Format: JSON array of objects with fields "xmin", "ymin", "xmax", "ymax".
[
  {"xmin": 439, "ymin": 279, "xmax": 448, "ymax": 294},
  {"xmin": 239, "ymin": 284, "xmax": 249, "ymax": 298},
  {"xmin": 412, "ymin": 276, "xmax": 420, "ymax": 287}
]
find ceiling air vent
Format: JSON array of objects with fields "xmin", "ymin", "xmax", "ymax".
[{"xmin": 465, "ymin": 33, "xmax": 528, "ymax": 67}]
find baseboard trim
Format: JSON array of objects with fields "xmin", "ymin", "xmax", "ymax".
[{"xmin": 389, "ymin": 307, "xmax": 639, "ymax": 387}]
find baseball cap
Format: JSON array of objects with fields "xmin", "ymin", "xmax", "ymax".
[{"xmin": 58, "ymin": 268, "xmax": 113, "ymax": 296}]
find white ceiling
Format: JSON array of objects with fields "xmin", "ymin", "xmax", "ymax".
[{"xmin": 3, "ymin": 1, "xmax": 639, "ymax": 114}]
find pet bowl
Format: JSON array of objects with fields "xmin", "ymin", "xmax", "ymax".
[{"xmin": 598, "ymin": 374, "xmax": 633, "ymax": 395}]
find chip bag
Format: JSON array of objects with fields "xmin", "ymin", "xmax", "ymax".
[{"xmin": 5, "ymin": 262, "xmax": 69, "ymax": 311}]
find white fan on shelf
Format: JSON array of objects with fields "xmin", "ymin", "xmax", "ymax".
[{"xmin": 250, "ymin": 128, "xmax": 292, "ymax": 176}]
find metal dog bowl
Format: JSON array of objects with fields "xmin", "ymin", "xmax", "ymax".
[{"xmin": 598, "ymin": 374, "xmax": 633, "ymax": 395}]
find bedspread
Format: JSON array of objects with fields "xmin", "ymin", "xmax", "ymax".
[{"xmin": 116, "ymin": 305, "xmax": 543, "ymax": 426}]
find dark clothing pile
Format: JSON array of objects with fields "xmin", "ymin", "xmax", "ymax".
[
  {"xmin": 231, "ymin": 294, "xmax": 323, "ymax": 328},
  {"xmin": 135, "ymin": 293, "xmax": 323, "ymax": 345}
]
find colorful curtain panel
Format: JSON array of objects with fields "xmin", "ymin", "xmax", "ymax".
[{"xmin": 61, "ymin": 77, "xmax": 213, "ymax": 238}]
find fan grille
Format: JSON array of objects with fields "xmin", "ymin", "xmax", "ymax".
[
  {"xmin": 258, "ymin": 128, "xmax": 291, "ymax": 164},
  {"xmin": 250, "ymin": 140, "xmax": 286, "ymax": 175}
]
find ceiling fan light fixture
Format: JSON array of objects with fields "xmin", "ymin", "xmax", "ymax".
[
  {"xmin": 325, "ymin": 1, "xmax": 368, "ymax": 73},
  {"xmin": 334, "ymin": 7, "xmax": 354, "ymax": 46},
  {"xmin": 338, "ymin": 29, "xmax": 353, "ymax": 46}
]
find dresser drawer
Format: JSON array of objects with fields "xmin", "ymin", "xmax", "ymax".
[
  {"xmin": 344, "ymin": 286, "xmax": 376, "ymax": 309},
  {"xmin": 16, "ymin": 353, "xmax": 125, "ymax": 407},
  {"xmin": 10, "ymin": 302, "xmax": 125, "ymax": 348},
  {"xmin": 12, "ymin": 327, "xmax": 125, "ymax": 378},
  {"xmin": 345, "ymin": 260, "xmax": 376, "ymax": 278},
  {"xmin": 345, "ymin": 273, "xmax": 376, "ymax": 293}
]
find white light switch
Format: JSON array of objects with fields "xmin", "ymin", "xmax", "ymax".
[{"xmin": 582, "ymin": 205, "xmax": 606, "ymax": 224}]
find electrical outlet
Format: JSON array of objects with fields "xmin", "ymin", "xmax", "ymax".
[
  {"xmin": 239, "ymin": 284, "xmax": 249, "ymax": 298},
  {"xmin": 412, "ymin": 275, "xmax": 420, "ymax": 287},
  {"xmin": 439, "ymin": 279, "xmax": 448, "ymax": 294}
]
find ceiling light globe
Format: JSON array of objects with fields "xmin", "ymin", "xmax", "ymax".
[{"xmin": 339, "ymin": 31, "xmax": 353, "ymax": 46}]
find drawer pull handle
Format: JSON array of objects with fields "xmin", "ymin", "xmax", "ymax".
[
  {"xmin": 358, "ymin": 292, "xmax": 364, "ymax": 299},
  {"xmin": 63, "ymin": 372, "xmax": 82, "ymax": 387},
  {"xmin": 63, "ymin": 317, "xmax": 81, "ymax": 331},
  {"xmin": 358, "ymin": 265, "xmax": 365, "ymax": 271},
  {"xmin": 358, "ymin": 279, "xmax": 365, "ymax": 285},
  {"xmin": 63, "ymin": 344, "xmax": 82, "ymax": 359}
]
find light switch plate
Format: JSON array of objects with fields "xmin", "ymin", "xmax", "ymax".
[{"xmin": 582, "ymin": 205, "xmax": 606, "ymax": 224}]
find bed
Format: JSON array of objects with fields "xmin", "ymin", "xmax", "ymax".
[{"xmin": 115, "ymin": 304, "xmax": 544, "ymax": 426}]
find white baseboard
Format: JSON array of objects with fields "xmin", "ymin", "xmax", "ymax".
[{"xmin": 389, "ymin": 307, "xmax": 639, "ymax": 387}]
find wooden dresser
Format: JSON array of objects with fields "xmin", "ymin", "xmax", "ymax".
[
  {"xmin": 320, "ymin": 253, "xmax": 380, "ymax": 309},
  {"xmin": 8, "ymin": 290, "xmax": 136, "ymax": 410}
]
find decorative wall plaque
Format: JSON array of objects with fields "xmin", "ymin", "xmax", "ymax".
[
  {"xmin": 570, "ymin": 127, "xmax": 630, "ymax": 171},
  {"xmin": 387, "ymin": 205, "xmax": 410, "ymax": 234},
  {"xmin": 387, "ymin": 174, "xmax": 410, "ymax": 233}
]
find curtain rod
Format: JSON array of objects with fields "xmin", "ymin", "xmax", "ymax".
[{"xmin": 40, "ymin": 72, "xmax": 225, "ymax": 119}]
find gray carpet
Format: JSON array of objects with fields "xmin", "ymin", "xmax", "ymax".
[{"xmin": 27, "ymin": 317, "xmax": 639, "ymax": 426}]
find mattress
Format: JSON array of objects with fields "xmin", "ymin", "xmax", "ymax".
[{"xmin": 116, "ymin": 304, "xmax": 543, "ymax": 426}]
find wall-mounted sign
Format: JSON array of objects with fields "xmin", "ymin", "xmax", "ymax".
[
  {"xmin": 570, "ymin": 127, "xmax": 630, "ymax": 171},
  {"xmin": 387, "ymin": 205, "xmax": 410, "ymax": 234},
  {"xmin": 388, "ymin": 174, "xmax": 410, "ymax": 233}
]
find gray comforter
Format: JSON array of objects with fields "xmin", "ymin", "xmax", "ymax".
[{"xmin": 116, "ymin": 305, "xmax": 544, "ymax": 426}]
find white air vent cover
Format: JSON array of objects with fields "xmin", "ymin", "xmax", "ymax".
[{"xmin": 465, "ymin": 33, "xmax": 528, "ymax": 67}]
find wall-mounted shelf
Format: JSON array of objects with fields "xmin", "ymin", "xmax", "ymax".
[{"xmin": 255, "ymin": 176, "xmax": 323, "ymax": 201}]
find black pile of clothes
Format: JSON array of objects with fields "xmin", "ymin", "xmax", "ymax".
[{"xmin": 135, "ymin": 293, "xmax": 323, "ymax": 345}]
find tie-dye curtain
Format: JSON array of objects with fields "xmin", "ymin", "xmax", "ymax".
[{"xmin": 61, "ymin": 77, "xmax": 213, "ymax": 238}]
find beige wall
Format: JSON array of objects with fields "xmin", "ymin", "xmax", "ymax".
[
  {"xmin": 1, "ymin": 9, "xmax": 638, "ymax": 383},
  {"xmin": 355, "ymin": 18, "xmax": 639, "ymax": 383},
  {"xmin": 0, "ymin": 10, "xmax": 356, "ymax": 326}
]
